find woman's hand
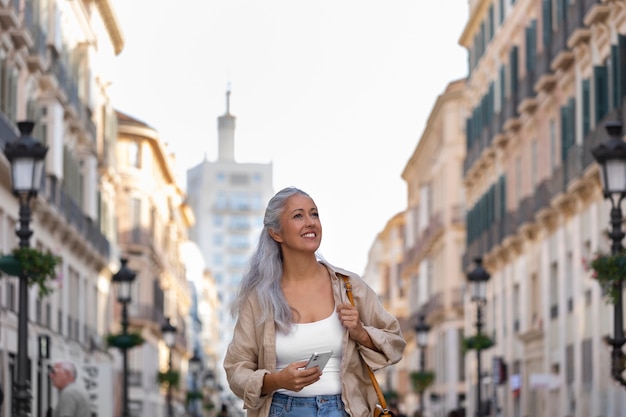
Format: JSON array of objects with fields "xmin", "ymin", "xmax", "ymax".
[
  {"xmin": 337, "ymin": 303, "xmax": 376, "ymax": 349},
  {"xmin": 262, "ymin": 361, "xmax": 322, "ymax": 394}
]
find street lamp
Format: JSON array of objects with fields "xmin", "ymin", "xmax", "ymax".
[
  {"xmin": 188, "ymin": 351, "xmax": 202, "ymax": 417},
  {"xmin": 162, "ymin": 317, "xmax": 177, "ymax": 417},
  {"xmin": 415, "ymin": 314, "xmax": 430, "ymax": 415},
  {"xmin": 467, "ymin": 257, "xmax": 491, "ymax": 417},
  {"xmin": 112, "ymin": 258, "xmax": 137, "ymax": 417},
  {"xmin": 591, "ymin": 120, "xmax": 626, "ymax": 387},
  {"xmin": 3, "ymin": 121, "xmax": 48, "ymax": 417}
]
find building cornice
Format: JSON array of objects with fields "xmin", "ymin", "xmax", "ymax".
[{"xmin": 95, "ymin": 0, "xmax": 125, "ymax": 55}]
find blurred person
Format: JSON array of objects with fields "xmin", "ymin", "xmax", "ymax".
[
  {"xmin": 49, "ymin": 360, "xmax": 90, "ymax": 417},
  {"xmin": 224, "ymin": 186, "xmax": 406, "ymax": 417}
]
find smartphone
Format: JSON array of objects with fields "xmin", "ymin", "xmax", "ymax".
[{"xmin": 304, "ymin": 350, "xmax": 333, "ymax": 371}]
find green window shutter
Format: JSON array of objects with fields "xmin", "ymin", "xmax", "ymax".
[
  {"xmin": 499, "ymin": 176, "xmax": 506, "ymax": 219},
  {"xmin": 568, "ymin": 98, "xmax": 576, "ymax": 146},
  {"xmin": 617, "ymin": 35, "xmax": 626, "ymax": 107},
  {"xmin": 510, "ymin": 47, "xmax": 519, "ymax": 95},
  {"xmin": 556, "ymin": 0, "xmax": 565, "ymax": 26},
  {"xmin": 489, "ymin": 5, "xmax": 495, "ymax": 41},
  {"xmin": 526, "ymin": 20, "xmax": 537, "ymax": 72},
  {"xmin": 500, "ymin": 65, "xmax": 506, "ymax": 102},
  {"xmin": 488, "ymin": 82, "xmax": 495, "ymax": 123},
  {"xmin": 466, "ymin": 118, "xmax": 472, "ymax": 150},
  {"xmin": 499, "ymin": 0, "xmax": 505, "ymax": 24},
  {"xmin": 611, "ymin": 44, "xmax": 620, "ymax": 110},
  {"xmin": 582, "ymin": 79, "xmax": 590, "ymax": 138},
  {"xmin": 594, "ymin": 65, "xmax": 609, "ymax": 123},
  {"xmin": 560, "ymin": 105, "xmax": 571, "ymax": 162},
  {"xmin": 542, "ymin": 0, "xmax": 552, "ymax": 48}
]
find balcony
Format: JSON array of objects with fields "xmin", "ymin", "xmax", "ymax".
[
  {"xmin": 128, "ymin": 303, "xmax": 165, "ymax": 329},
  {"xmin": 401, "ymin": 212, "xmax": 443, "ymax": 276},
  {"xmin": 27, "ymin": 24, "xmax": 47, "ymax": 73},
  {"xmin": 0, "ymin": 0, "xmax": 18, "ymax": 29},
  {"xmin": 40, "ymin": 176, "xmax": 111, "ymax": 260}
]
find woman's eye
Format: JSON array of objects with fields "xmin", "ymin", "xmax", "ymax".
[
  {"xmin": 293, "ymin": 213, "xmax": 303, "ymax": 219},
  {"xmin": 312, "ymin": 212, "xmax": 319, "ymax": 218}
]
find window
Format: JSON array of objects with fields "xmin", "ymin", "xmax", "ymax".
[
  {"xmin": 128, "ymin": 141, "xmax": 140, "ymax": 168},
  {"xmin": 550, "ymin": 262, "xmax": 559, "ymax": 319},
  {"xmin": 531, "ymin": 140, "xmax": 537, "ymax": 187},
  {"xmin": 594, "ymin": 65, "xmax": 609, "ymax": 123},
  {"xmin": 515, "ymin": 157, "xmax": 522, "ymax": 204},
  {"xmin": 231, "ymin": 193, "xmax": 249, "ymax": 210},
  {"xmin": 230, "ymin": 173, "xmax": 249, "ymax": 185},
  {"xmin": 130, "ymin": 198, "xmax": 141, "ymax": 243},
  {"xmin": 216, "ymin": 191, "xmax": 228, "ymax": 209},
  {"xmin": 230, "ymin": 215, "xmax": 249, "ymax": 230},
  {"xmin": 549, "ymin": 119, "xmax": 557, "ymax": 170}
]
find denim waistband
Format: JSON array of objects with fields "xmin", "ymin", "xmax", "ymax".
[{"xmin": 272, "ymin": 392, "xmax": 343, "ymax": 409}]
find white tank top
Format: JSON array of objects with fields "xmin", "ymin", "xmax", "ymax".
[{"xmin": 275, "ymin": 310, "xmax": 344, "ymax": 396}]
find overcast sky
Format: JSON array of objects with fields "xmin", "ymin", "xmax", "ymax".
[{"xmin": 107, "ymin": 0, "xmax": 469, "ymax": 275}]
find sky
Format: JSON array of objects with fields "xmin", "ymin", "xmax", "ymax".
[{"xmin": 107, "ymin": 0, "xmax": 469, "ymax": 275}]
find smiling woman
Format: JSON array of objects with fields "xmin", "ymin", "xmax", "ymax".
[{"xmin": 223, "ymin": 186, "xmax": 406, "ymax": 417}]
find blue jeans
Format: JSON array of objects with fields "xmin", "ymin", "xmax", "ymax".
[{"xmin": 270, "ymin": 393, "xmax": 349, "ymax": 417}]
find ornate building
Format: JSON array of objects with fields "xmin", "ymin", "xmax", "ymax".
[
  {"xmin": 114, "ymin": 111, "xmax": 194, "ymax": 416},
  {"xmin": 0, "ymin": 0, "xmax": 123, "ymax": 416},
  {"xmin": 400, "ymin": 79, "xmax": 468, "ymax": 417},
  {"xmin": 460, "ymin": 0, "xmax": 626, "ymax": 416}
]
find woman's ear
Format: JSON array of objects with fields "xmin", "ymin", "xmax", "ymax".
[{"xmin": 268, "ymin": 228, "xmax": 282, "ymax": 243}]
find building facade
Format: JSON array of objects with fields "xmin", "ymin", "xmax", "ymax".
[
  {"xmin": 399, "ymin": 79, "xmax": 468, "ymax": 417},
  {"xmin": 114, "ymin": 111, "xmax": 194, "ymax": 417},
  {"xmin": 186, "ymin": 90, "xmax": 274, "ymax": 410},
  {"xmin": 460, "ymin": 0, "xmax": 626, "ymax": 416},
  {"xmin": 362, "ymin": 212, "xmax": 411, "ymax": 411},
  {"xmin": 0, "ymin": 0, "xmax": 123, "ymax": 416}
]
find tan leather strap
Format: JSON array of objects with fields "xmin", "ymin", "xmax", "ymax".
[{"xmin": 340, "ymin": 274, "xmax": 389, "ymax": 411}]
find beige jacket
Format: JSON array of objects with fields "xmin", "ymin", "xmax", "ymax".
[{"xmin": 223, "ymin": 261, "xmax": 406, "ymax": 417}]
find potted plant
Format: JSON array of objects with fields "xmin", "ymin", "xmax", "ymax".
[
  {"xmin": 582, "ymin": 251, "xmax": 626, "ymax": 304},
  {"xmin": 0, "ymin": 247, "xmax": 60, "ymax": 297},
  {"xmin": 186, "ymin": 390, "xmax": 203, "ymax": 404},
  {"xmin": 410, "ymin": 370, "xmax": 435, "ymax": 393},
  {"xmin": 463, "ymin": 333, "xmax": 495, "ymax": 352},
  {"xmin": 157, "ymin": 370, "xmax": 180, "ymax": 388},
  {"xmin": 106, "ymin": 331, "xmax": 145, "ymax": 349}
]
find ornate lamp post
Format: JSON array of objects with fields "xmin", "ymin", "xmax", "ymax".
[
  {"xmin": 112, "ymin": 258, "xmax": 137, "ymax": 417},
  {"xmin": 162, "ymin": 317, "xmax": 177, "ymax": 417},
  {"xmin": 188, "ymin": 351, "xmax": 202, "ymax": 417},
  {"xmin": 3, "ymin": 121, "xmax": 48, "ymax": 417},
  {"xmin": 415, "ymin": 314, "xmax": 430, "ymax": 415},
  {"xmin": 467, "ymin": 257, "xmax": 491, "ymax": 417},
  {"xmin": 591, "ymin": 120, "xmax": 626, "ymax": 387}
]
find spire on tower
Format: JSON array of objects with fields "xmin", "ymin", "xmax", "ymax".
[{"xmin": 226, "ymin": 82, "xmax": 232, "ymax": 114}]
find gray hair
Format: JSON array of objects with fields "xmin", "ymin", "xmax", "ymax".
[
  {"xmin": 53, "ymin": 360, "xmax": 77, "ymax": 380},
  {"xmin": 231, "ymin": 187, "xmax": 315, "ymax": 333}
]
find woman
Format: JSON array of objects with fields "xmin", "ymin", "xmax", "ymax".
[{"xmin": 224, "ymin": 187, "xmax": 405, "ymax": 417}]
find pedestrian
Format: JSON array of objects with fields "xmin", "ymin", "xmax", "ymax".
[
  {"xmin": 49, "ymin": 360, "xmax": 90, "ymax": 417},
  {"xmin": 223, "ymin": 187, "xmax": 406, "ymax": 417}
]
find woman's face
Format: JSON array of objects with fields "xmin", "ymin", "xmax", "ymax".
[{"xmin": 271, "ymin": 193, "xmax": 322, "ymax": 253}]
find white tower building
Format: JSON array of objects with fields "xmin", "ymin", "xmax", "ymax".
[{"xmin": 186, "ymin": 90, "xmax": 274, "ymax": 405}]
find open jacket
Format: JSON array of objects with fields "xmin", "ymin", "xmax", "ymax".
[{"xmin": 223, "ymin": 261, "xmax": 406, "ymax": 417}]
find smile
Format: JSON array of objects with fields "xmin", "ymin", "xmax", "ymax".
[{"xmin": 302, "ymin": 232, "xmax": 316, "ymax": 238}]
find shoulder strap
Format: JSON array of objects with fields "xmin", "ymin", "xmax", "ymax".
[{"xmin": 339, "ymin": 274, "xmax": 389, "ymax": 411}]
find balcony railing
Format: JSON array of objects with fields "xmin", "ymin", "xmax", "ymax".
[
  {"xmin": 401, "ymin": 212, "xmax": 443, "ymax": 275},
  {"xmin": 40, "ymin": 176, "xmax": 111, "ymax": 260}
]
